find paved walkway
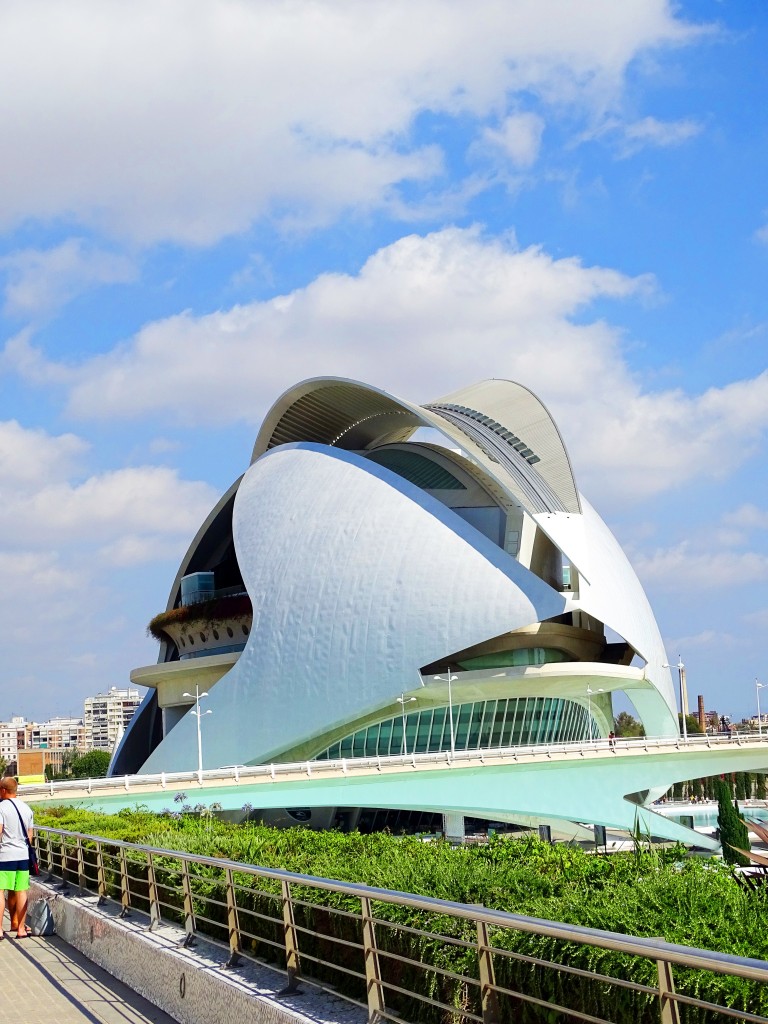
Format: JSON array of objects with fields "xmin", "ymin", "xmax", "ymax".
[{"xmin": 0, "ymin": 920, "xmax": 178, "ymax": 1024}]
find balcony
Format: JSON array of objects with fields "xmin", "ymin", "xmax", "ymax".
[{"xmin": 148, "ymin": 590, "xmax": 253, "ymax": 660}]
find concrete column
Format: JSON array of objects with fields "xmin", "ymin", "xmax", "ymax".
[{"xmin": 443, "ymin": 813, "xmax": 465, "ymax": 844}]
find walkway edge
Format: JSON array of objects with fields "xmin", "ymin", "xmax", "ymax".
[{"xmin": 30, "ymin": 880, "xmax": 366, "ymax": 1024}]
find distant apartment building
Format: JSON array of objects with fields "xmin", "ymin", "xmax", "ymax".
[
  {"xmin": 0, "ymin": 716, "xmax": 29, "ymax": 765},
  {"xmin": 28, "ymin": 716, "xmax": 87, "ymax": 751},
  {"xmin": 84, "ymin": 687, "xmax": 142, "ymax": 751}
]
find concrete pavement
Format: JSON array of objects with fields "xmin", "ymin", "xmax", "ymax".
[{"xmin": 0, "ymin": 918, "xmax": 178, "ymax": 1024}]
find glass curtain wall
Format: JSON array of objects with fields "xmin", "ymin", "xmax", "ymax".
[{"xmin": 316, "ymin": 697, "xmax": 592, "ymax": 760}]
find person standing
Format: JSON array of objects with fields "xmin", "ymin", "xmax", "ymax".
[{"xmin": 0, "ymin": 777, "xmax": 34, "ymax": 938}]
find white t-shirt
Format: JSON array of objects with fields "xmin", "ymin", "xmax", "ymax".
[{"xmin": 0, "ymin": 798, "xmax": 34, "ymax": 864}]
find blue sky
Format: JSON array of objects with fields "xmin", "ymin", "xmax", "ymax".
[{"xmin": 1, "ymin": 0, "xmax": 767, "ymax": 725}]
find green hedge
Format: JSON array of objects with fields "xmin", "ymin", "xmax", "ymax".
[{"xmin": 36, "ymin": 807, "xmax": 768, "ymax": 1021}]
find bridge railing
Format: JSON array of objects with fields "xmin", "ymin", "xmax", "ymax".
[
  {"xmin": 22, "ymin": 731, "xmax": 768, "ymax": 799},
  {"xmin": 35, "ymin": 824, "xmax": 768, "ymax": 1023}
]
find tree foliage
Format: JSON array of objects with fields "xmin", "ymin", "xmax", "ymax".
[
  {"xmin": 68, "ymin": 749, "xmax": 111, "ymax": 779},
  {"xmin": 34, "ymin": 806, "xmax": 768, "ymax": 1019},
  {"xmin": 614, "ymin": 712, "xmax": 644, "ymax": 737},
  {"xmin": 715, "ymin": 777, "xmax": 751, "ymax": 866}
]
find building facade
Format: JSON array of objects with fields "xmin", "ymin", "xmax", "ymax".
[
  {"xmin": 0, "ymin": 716, "xmax": 28, "ymax": 765},
  {"xmin": 84, "ymin": 687, "xmax": 142, "ymax": 751},
  {"xmin": 112, "ymin": 377, "xmax": 677, "ymax": 796},
  {"xmin": 28, "ymin": 716, "xmax": 86, "ymax": 751}
]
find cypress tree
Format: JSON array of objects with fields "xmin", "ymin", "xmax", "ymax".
[
  {"xmin": 756, "ymin": 773, "xmax": 767, "ymax": 801},
  {"xmin": 715, "ymin": 777, "xmax": 751, "ymax": 866},
  {"xmin": 735, "ymin": 772, "xmax": 748, "ymax": 801}
]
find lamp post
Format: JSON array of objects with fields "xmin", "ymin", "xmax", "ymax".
[
  {"xmin": 182, "ymin": 686, "xmax": 211, "ymax": 782},
  {"xmin": 433, "ymin": 669, "xmax": 457, "ymax": 758},
  {"xmin": 396, "ymin": 693, "xmax": 417, "ymax": 755},
  {"xmin": 662, "ymin": 657, "xmax": 688, "ymax": 742},
  {"xmin": 585, "ymin": 686, "xmax": 604, "ymax": 743},
  {"xmin": 757, "ymin": 680, "xmax": 766, "ymax": 738}
]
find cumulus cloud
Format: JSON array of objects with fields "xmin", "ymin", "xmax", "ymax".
[
  {"xmin": 0, "ymin": 420, "xmax": 218, "ymax": 554},
  {"xmin": 0, "ymin": 419, "xmax": 87, "ymax": 485},
  {"xmin": 6, "ymin": 225, "xmax": 647, "ymax": 421},
  {"xmin": 1, "ymin": 462, "xmax": 217, "ymax": 554},
  {"xmin": 0, "ymin": 0, "xmax": 703, "ymax": 244},
  {"xmin": 7, "ymin": 226, "xmax": 768, "ymax": 506},
  {"xmin": 1, "ymin": 239, "xmax": 136, "ymax": 318},
  {"xmin": 0, "ymin": 419, "xmax": 220, "ymax": 713}
]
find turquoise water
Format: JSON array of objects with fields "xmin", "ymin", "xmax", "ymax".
[{"xmin": 658, "ymin": 802, "xmax": 768, "ymax": 830}]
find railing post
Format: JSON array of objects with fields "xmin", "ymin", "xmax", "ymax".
[
  {"xmin": 656, "ymin": 957, "xmax": 680, "ymax": 1024},
  {"xmin": 119, "ymin": 847, "xmax": 131, "ymax": 918},
  {"xmin": 59, "ymin": 836, "xmax": 71, "ymax": 892},
  {"xmin": 40, "ymin": 832, "xmax": 53, "ymax": 880},
  {"xmin": 361, "ymin": 895, "xmax": 385, "ymax": 1024},
  {"xmin": 146, "ymin": 852, "xmax": 161, "ymax": 931},
  {"xmin": 76, "ymin": 836, "xmax": 87, "ymax": 895},
  {"xmin": 96, "ymin": 841, "xmax": 107, "ymax": 906},
  {"xmin": 224, "ymin": 867, "xmax": 241, "ymax": 968},
  {"xmin": 280, "ymin": 879, "xmax": 301, "ymax": 993},
  {"xmin": 181, "ymin": 859, "xmax": 196, "ymax": 947},
  {"xmin": 477, "ymin": 918, "xmax": 501, "ymax": 1024}
]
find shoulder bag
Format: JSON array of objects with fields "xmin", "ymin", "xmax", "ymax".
[{"xmin": 9, "ymin": 799, "xmax": 39, "ymax": 875}]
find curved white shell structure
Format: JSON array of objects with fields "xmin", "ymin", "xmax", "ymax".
[{"xmin": 115, "ymin": 377, "xmax": 676, "ymax": 784}]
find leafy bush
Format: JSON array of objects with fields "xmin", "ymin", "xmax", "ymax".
[{"xmin": 34, "ymin": 808, "xmax": 768, "ymax": 1020}]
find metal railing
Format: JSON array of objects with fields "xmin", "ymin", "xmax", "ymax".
[
  {"xmin": 35, "ymin": 825, "xmax": 768, "ymax": 1023},
  {"xmin": 180, "ymin": 585, "xmax": 249, "ymax": 607},
  {"xmin": 22, "ymin": 731, "xmax": 768, "ymax": 800}
]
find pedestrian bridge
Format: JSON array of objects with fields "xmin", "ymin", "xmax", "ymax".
[{"xmin": 22, "ymin": 733, "xmax": 768, "ymax": 848}]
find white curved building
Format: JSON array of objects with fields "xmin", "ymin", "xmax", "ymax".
[{"xmin": 112, "ymin": 378, "xmax": 678, "ymax": 792}]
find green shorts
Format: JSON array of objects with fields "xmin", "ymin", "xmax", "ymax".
[{"xmin": 0, "ymin": 869, "xmax": 29, "ymax": 892}]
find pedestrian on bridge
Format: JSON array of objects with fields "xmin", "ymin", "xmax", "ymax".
[{"xmin": 0, "ymin": 777, "xmax": 34, "ymax": 939}]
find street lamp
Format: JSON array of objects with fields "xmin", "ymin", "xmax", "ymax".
[
  {"xmin": 396, "ymin": 693, "xmax": 417, "ymax": 755},
  {"xmin": 663, "ymin": 657, "xmax": 688, "ymax": 742},
  {"xmin": 585, "ymin": 686, "xmax": 604, "ymax": 743},
  {"xmin": 757, "ymin": 680, "xmax": 767, "ymax": 738},
  {"xmin": 433, "ymin": 669, "xmax": 457, "ymax": 758},
  {"xmin": 182, "ymin": 686, "xmax": 211, "ymax": 781}
]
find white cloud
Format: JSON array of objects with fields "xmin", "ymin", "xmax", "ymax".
[
  {"xmin": 665, "ymin": 630, "xmax": 729, "ymax": 652},
  {"xmin": 0, "ymin": 419, "xmax": 86, "ymax": 486},
  {"xmin": 0, "ymin": 419, "xmax": 218, "ymax": 557},
  {"xmin": 1, "ymin": 238, "xmax": 136, "ymax": 318},
  {"xmin": 0, "ymin": 1, "xmax": 703, "ymax": 244},
  {"xmin": 8, "ymin": 225, "xmax": 768, "ymax": 506},
  {"xmin": 9, "ymin": 226, "xmax": 648, "ymax": 427},
  {"xmin": 723, "ymin": 504, "xmax": 768, "ymax": 531},
  {"xmin": 0, "ymin": 331, "xmax": 76, "ymax": 386},
  {"xmin": 619, "ymin": 115, "xmax": 701, "ymax": 153},
  {"xmin": 581, "ymin": 115, "xmax": 702, "ymax": 156},
  {"xmin": 0, "ymin": 420, "xmax": 219, "ymax": 714},
  {"xmin": 633, "ymin": 542, "xmax": 768, "ymax": 591},
  {"xmin": 1, "ymin": 462, "xmax": 218, "ymax": 552},
  {"xmin": 478, "ymin": 113, "xmax": 545, "ymax": 168}
]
